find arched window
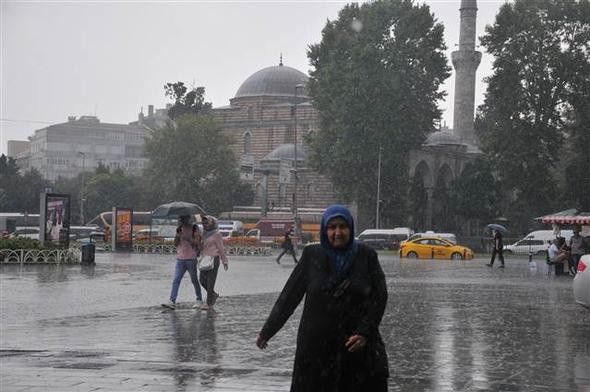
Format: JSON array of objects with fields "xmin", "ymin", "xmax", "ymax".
[{"xmin": 243, "ymin": 132, "xmax": 252, "ymax": 155}]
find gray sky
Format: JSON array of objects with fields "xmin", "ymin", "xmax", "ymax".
[{"xmin": 1, "ymin": 0, "xmax": 506, "ymax": 155}]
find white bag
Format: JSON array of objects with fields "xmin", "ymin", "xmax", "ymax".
[{"xmin": 198, "ymin": 255, "xmax": 215, "ymax": 271}]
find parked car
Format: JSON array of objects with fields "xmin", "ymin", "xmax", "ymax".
[
  {"xmin": 11, "ymin": 227, "xmax": 40, "ymax": 240},
  {"xmin": 69, "ymin": 225, "xmax": 103, "ymax": 241},
  {"xmin": 133, "ymin": 228, "xmax": 174, "ymax": 242},
  {"xmin": 399, "ymin": 236, "xmax": 474, "ymax": 260},
  {"xmin": 573, "ymin": 254, "xmax": 590, "ymax": 309},
  {"xmin": 357, "ymin": 228, "xmax": 414, "ymax": 250},
  {"xmin": 407, "ymin": 231, "xmax": 457, "ymax": 244}
]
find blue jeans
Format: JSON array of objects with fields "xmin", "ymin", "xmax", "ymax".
[{"xmin": 170, "ymin": 259, "xmax": 202, "ymax": 303}]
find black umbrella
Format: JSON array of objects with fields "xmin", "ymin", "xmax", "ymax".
[
  {"xmin": 151, "ymin": 201, "xmax": 205, "ymax": 218},
  {"xmin": 486, "ymin": 223, "xmax": 507, "ymax": 232}
]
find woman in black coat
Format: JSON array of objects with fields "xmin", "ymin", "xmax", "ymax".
[{"xmin": 256, "ymin": 204, "xmax": 389, "ymax": 391}]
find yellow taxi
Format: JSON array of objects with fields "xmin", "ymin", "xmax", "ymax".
[{"xmin": 399, "ymin": 236, "xmax": 474, "ymax": 260}]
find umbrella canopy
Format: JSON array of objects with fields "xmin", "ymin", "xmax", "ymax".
[
  {"xmin": 486, "ymin": 223, "xmax": 507, "ymax": 232},
  {"xmin": 151, "ymin": 201, "xmax": 206, "ymax": 218}
]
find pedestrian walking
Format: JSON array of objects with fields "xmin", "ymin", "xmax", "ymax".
[
  {"xmin": 276, "ymin": 228, "xmax": 297, "ymax": 264},
  {"xmin": 570, "ymin": 227, "xmax": 585, "ymax": 274},
  {"xmin": 256, "ymin": 204, "xmax": 389, "ymax": 391},
  {"xmin": 487, "ymin": 229, "xmax": 505, "ymax": 268},
  {"xmin": 199, "ymin": 215, "xmax": 228, "ymax": 311},
  {"xmin": 162, "ymin": 215, "xmax": 203, "ymax": 310}
]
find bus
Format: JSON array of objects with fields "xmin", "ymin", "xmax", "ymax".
[
  {"xmin": 0, "ymin": 213, "xmax": 41, "ymax": 234},
  {"xmin": 219, "ymin": 206, "xmax": 323, "ymax": 243},
  {"xmin": 86, "ymin": 211, "xmax": 153, "ymax": 234}
]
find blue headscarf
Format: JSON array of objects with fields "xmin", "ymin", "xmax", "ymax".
[{"xmin": 320, "ymin": 204, "xmax": 358, "ymax": 288}]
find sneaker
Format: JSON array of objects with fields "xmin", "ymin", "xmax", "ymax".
[
  {"xmin": 200, "ymin": 303, "xmax": 209, "ymax": 311},
  {"xmin": 498, "ymin": 265, "xmax": 505, "ymax": 269},
  {"xmin": 162, "ymin": 300, "xmax": 176, "ymax": 310},
  {"xmin": 211, "ymin": 292, "xmax": 219, "ymax": 306},
  {"xmin": 485, "ymin": 263, "xmax": 493, "ymax": 267},
  {"xmin": 192, "ymin": 300, "xmax": 203, "ymax": 309}
]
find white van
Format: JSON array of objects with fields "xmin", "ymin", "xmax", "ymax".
[
  {"xmin": 504, "ymin": 230, "xmax": 574, "ymax": 255},
  {"xmin": 357, "ymin": 228, "xmax": 414, "ymax": 250}
]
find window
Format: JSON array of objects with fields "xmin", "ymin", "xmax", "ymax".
[{"xmin": 243, "ymin": 132, "xmax": 251, "ymax": 154}]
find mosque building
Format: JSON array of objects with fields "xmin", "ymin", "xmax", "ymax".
[{"xmin": 210, "ymin": 57, "xmax": 340, "ymax": 214}]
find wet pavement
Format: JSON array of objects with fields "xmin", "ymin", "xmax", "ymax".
[{"xmin": 1, "ymin": 251, "xmax": 589, "ymax": 391}]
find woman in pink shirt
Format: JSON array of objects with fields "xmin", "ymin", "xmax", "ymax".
[
  {"xmin": 162, "ymin": 215, "xmax": 203, "ymax": 310},
  {"xmin": 199, "ymin": 215, "xmax": 228, "ymax": 311}
]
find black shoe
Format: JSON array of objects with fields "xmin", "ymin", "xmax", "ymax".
[
  {"xmin": 498, "ymin": 265, "xmax": 505, "ymax": 269},
  {"xmin": 486, "ymin": 263, "xmax": 493, "ymax": 267},
  {"xmin": 275, "ymin": 259, "xmax": 280, "ymax": 265}
]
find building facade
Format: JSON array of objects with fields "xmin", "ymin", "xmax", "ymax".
[{"xmin": 17, "ymin": 115, "xmax": 151, "ymax": 181}]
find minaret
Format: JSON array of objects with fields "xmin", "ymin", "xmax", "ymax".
[{"xmin": 451, "ymin": 0, "xmax": 481, "ymax": 144}]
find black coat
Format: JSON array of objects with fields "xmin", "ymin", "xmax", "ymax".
[{"xmin": 260, "ymin": 243, "xmax": 389, "ymax": 392}]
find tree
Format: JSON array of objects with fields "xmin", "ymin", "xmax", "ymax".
[
  {"xmin": 476, "ymin": 0, "xmax": 590, "ymax": 227},
  {"xmin": 307, "ymin": 0, "xmax": 450, "ymax": 228},
  {"xmin": 452, "ymin": 159, "xmax": 499, "ymax": 234},
  {"xmin": 0, "ymin": 155, "xmax": 20, "ymax": 211},
  {"xmin": 143, "ymin": 113, "xmax": 253, "ymax": 214},
  {"xmin": 0, "ymin": 155, "xmax": 49, "ymax": 213},
  {"xmin": 164, "ymin": 82, "xmax": 212, "ymax": 120}
]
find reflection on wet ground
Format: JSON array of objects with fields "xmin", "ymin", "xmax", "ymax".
[{"xmin": 1, "ymin": 252, "xmax": 589, "ymax": 391}]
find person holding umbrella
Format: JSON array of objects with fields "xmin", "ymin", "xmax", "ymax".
[
  {"xmin": 199, "ymin": 214, "xmax": 229, "ymax": 311},
  {"xmin": 162, "ymin": 214, "xmax": 203, "ymax": 310},
  {"xmin": 486, "ymin": 228, "xmax": 505, "ymax": 268}
]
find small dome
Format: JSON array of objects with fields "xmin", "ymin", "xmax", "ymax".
[
  {"xmin": 235, "ymin": 64, "xmax": 309, "ymax": 99},
  {"xmin": 424, "ymin": 131, "xmax": 465, "ymax": 146},
  {"xmin": 262, "ymin": 143, "xmax": 308, "ymax": 161}
]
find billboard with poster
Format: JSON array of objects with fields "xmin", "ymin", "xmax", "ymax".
[
  {"xmin": 115, "ymin": 208, "xmax": 133, "ymax": 250},
  {"xmin": 41, "ymin": 193, "xmax": 70, "ymax": 247}
]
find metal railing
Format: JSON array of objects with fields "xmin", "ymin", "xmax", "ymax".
[{"xmin": 0, "ymin": 248, "xmax": 81, "ymax": 264}]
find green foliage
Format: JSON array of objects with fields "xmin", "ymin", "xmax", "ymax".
[
  {"xmin": 564, "ymin": 102, "xmax": 590, "ymax": 210},
  {"xmin": 307, "ymin": 0, "xmax": 450, "ymax": 227},
  {"xmin": 0, "ymin": 154, "xmax": 49, "ymax": 213},
  {"xmin": 143, "ymin": 113, "xmax": 253, "ymax": 214},
  {"xmin": 476, "ymin": 0, "xmax": 590, "ymax": 227},
  {"xmin": 52, "ymin": 166, "xmax": 152, "ymax": 224},
  {"xmin": 164, "ymin": 82, "xmax": 213, "ymax": 120},
  {"xmin": 0, "ymin": 237, "xmax": 50, "ymax": 250},
  {"xmin": 453, "ymin": 159, "xmax": 498, "ymax": 223}
]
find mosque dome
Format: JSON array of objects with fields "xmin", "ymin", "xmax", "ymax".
[
  {"xmin": 262, "ymin": 143, "xmax": 308, "ymax": 161},
  {"xmin": 423, "ymin": 131, "xmax": 465, "ymax": 147},
  {"xmin": 234, "ymin": 62, "xmax": 309, "ymax": 99}
]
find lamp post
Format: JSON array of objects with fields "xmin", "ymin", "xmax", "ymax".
[
  {"xmin": 375, "ymin": 145, "xmax": 382, "ymax": 229},
  {"xmin": 77, "ymin": 152, "xmax": 86, "ymax": 225},
  {"xmin": 293, "ymin": 83, "xmax": 305, "ymax": 246}
]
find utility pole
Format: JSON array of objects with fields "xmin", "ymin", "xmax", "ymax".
[
  {"xmin": 77, "ymin": 152, "xmax": 86, "ymax": 225},
  {"xmin": 375, "ymin": 146, "xmax": 382, "ymax": 229}
]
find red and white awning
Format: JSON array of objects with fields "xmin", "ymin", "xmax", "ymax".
[{"xmin": 541, "ymin": 214, "xmax": 590, "ymax": 225}]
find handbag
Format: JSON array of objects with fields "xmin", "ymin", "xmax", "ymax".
[{"xmin": 198, "ymin": 255, "xmax": 215, "ymax": 271}]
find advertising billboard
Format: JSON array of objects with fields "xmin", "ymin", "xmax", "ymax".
[
  {"xmin": 115, "ymin": 208, "xmax": 133, "ymax": 250},
  {"xmin": 42, "ymin": 193, "xmax": 70, "ymax": 247}
]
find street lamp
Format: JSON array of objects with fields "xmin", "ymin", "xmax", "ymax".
[
  {"xmin": 293, "ymin": 83, "xmax": 305, "ymax": 246},
  {"xmin": 77, "ymin": 152, "xmax": 86, "ymax": 225},
  {"xmin": 375, "ymin": 145, "xmax": 382, "ymax": 229}
]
